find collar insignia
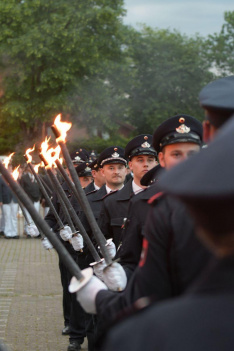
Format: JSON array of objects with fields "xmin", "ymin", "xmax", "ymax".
[{"xmin": 176, "ymin": 124, "xmax": 190, "ymax": 134}]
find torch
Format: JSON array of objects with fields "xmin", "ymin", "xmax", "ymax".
[
  {"xmin": 0, "ymin": 160, "xmax": 94, "ymax": 284},
  {"xmin": 40, "ymin": 142, "xmax": 101, "ymax": 262},
  {"xmin": 24, "ymin": 147, "xmax": 64, "ymax": 230},
  {"xmin": 51, "ymin": 114, "xmax": 112, "ymax": 265}
]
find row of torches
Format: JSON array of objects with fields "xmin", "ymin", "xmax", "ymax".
[{"xmin": 0, "ymin": 114, "xmax": 114, "ymax": 291}]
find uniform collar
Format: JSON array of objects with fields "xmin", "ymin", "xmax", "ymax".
[{"xmin": 132, "ymin": 180, "xmax": 145, "ymax": 195}]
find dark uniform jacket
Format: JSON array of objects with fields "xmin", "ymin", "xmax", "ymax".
[
  {"xmin": 84, "ymin": 181, "xmax": 95, "ymax": 194},
  {"xmin": 0, "ymin": 176, "xmax": 18, "ymax": 204},
  {"xmin": 115, "ymin": 184, "xmax": 158, "ymax": 278},
  {"xmin": 79, "ymin": 185, "xmax": 107, "ymax": 239},
  {"xmin": 98, "ymin": 180, "xmax": 134, "ymax": 248},
  {"xmin": 95, "ymin": 194, "xmax": 212, "ymax": 336},
  {"xmin": 45, "ymin": 181, "xmax": 77, "ymax": 257},
  {"xmin": 102, "ymin": 255, "xmax": 234, "ymax": 351},
  {"xmin": 20, "ymin": 173, "xmax": 41, "ymax": 202}
]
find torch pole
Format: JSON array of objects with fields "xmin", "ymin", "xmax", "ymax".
[
  {"xmin": 0, "ymin": 161, "xmax": 84, "ymax": 281},
  {"xmin": 40, "ymin": 155, "xmax": 101, "ymax": 262},
  {"xmin": 24, "ymin": 158, "xmax": 64, "ymax": 229},
  {"xmin": 51, "ymin": 125, "xmax": 112, "ymax": 265}
]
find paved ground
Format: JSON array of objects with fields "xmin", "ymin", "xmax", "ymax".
[{"xmin": 0, "ymin": 214, "xmax": 88, "ymax": 351}]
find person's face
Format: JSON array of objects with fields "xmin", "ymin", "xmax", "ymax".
[
  {"xmin": 158, "ymin": 143, "xmax": 200, "ymax": 170},
  {"xmin": 101, "ymin": 163, "xmax": 127, "ymax": 188},
  {"xmin": 128, "ymin": 155, "xmax": 157, "ymax": 183},
  {"xmin": 91, "ymin": 169, "xmax": 106, "ymax": 188},
  {"xmin": 79, "ymin": 176, "xmax": 93, "ymax": 188}
]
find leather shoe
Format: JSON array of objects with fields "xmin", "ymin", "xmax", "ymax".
[
  {"xmin": 67, "ymin": 341, "xmax": 81, "ymax": 351},
  {"xmin": 62, "ymin": 325, "xmax": 71, "ymax": 335}
]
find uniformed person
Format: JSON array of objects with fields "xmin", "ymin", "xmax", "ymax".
[
  {"xmin": 115, "ymin": 114, "xmax": 203, "ymax": 280},
  {"xmin": 98, "ymin": 135, "xmax": 157, "ymax": 249},
  {"xmin": 75, "ymin": 162, "xmax": 93, "ymax": 189},
  {"xmin": 102, "ymin": 114, "xmax": 234, "ymax": 351},
  {"xmin": 43, "ymin": 150, "xmax": 95, "ymax": 351},
  {"xmin": 79, "ymin": 146, "xmax": 127, "ymax": 237}
]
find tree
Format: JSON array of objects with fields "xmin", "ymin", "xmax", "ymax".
[
  {"xmin": 123, "ymin": 27, "xmax": 214, "ymax": 134},
  {"xmin": 0, "ymin": 0, "xmax": 126, "ymax": 153},
  {"xmin": 205, "ymin": 11, "xmax": 234, "ymax": 76}
]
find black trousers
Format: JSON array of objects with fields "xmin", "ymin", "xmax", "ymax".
[{"xmin": 68, "ymin": 252, "xmax": 96, "ymax": 351}]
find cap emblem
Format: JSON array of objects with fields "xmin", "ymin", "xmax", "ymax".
[
  {"xmin": 74, "ymin": 156, "xmax": 81, "ymax": 161},
  {"xmin": 141, "ymin": 141, "xmax": 151, "ymax": 148},
  {"xmin": 112, "ymin": 152, "xmax": 120, "ymax": 158},
  {"xmin": 176, "ymin": 124, "xmax": 190, "ymax": 134},
  {"xmin": 85, "ymin": 167, "xmax": 91, "ymax": 172}
]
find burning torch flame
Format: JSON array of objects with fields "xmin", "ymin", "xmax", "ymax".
[
  {"xmin": 54, "ymin": 114, "xmax": 72, "ymax": 142},
  {"xmin": 12, "ymin": 165, "xmax": 20, "ymax": 181},
  {"xmin": 25, "ymin": 146, "xmax": 35, "ymax": 163},
  {"xmin": 34, "ymin": 162, "xmax": 43, "ymax": 174},
  {"xmin": 3, "ymin": 152, "xmax": 15, "ymax": 169},
  {"xmin": 41, "ymin": 138, "xmax": 61, "ymax": 169}
]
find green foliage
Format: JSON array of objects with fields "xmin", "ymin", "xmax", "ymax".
[
  {"xmin": 123, "ymin": 27, "xmax": 214, "ymax": 134},
  {"xmin": 205, "ymin": 11, "xmax": 234, "ymax": 75},
  {"xmin": 68, "ymin": 134, "xmax": 131, "ymax": 154},
  {"xmin": 0, "ymin": 0, "xmax": 126, "ymax": 152}
]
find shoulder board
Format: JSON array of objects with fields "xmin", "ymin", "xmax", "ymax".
[
  {"xmin": 86, "ymin": 189, "xmax": 98, "ymax": 196},
  {"xmin": 148, "ymin": 191, "xmax": 164, "ymax": 204},
  {"xmin": 102, "ymin": 190, "xmax": 118, "ymax": 200}
]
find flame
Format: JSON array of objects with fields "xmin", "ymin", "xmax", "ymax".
[
  {"xmin": 41, "ymin": 144, "xmax": 61, "ymax": 169},
  {"xmin": 3, "ymin": 152, "xmax": 15, "ymax": 169},
  {"xmin": 41, "ymin": 136, "xmax": 51, "ymax": 155},
  {"xmin": 12, "ymin": 165, "xmax": 20, "ymax": 181},
  {"xmin": 34, "ymin": 162, "xmax": 42, "ymax": 174},
  {"xmin": 25, "ymin": 145, "xmax": 35, "ymax": 163},
  {"xmin": 54, "ymin": 114, "xmax": 72, "ymax": 142}
]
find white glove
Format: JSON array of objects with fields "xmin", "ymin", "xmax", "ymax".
[
  {"xmin": 103, "ymin": 262, "xmax": 127, "ymax": 291},
  {"xmin": 93, "ymin": 259, "xmax": 107, "ymax": 281},
  {"xmin": 71, "ymin": 234, "xmax": 84, "ymax": 251},
  {"xmin": 25, "ymin": 224, "xmax": 40, "ymax": 237},
  {"xmin": 105, "ymin": 239, "xmax": 116, "ymax": 259},
  {"xmin": 42, "ymin": 237, "xmax": 53, "ymax": 250},
  {"xmin": 60, "ymin": 225, "xmax": 72, "ymax": 241},
  {"xmin": 76, "ymin": 275, "xmax": 108, "ymax": 314}
]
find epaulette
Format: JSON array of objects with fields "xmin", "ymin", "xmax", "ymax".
[
  {"xmin": 86, "ymin": 189, "xmax": 98, "ymax": 196},
  {"xmin": 148, "ymin": 191, "xmax": 164, "ymax": 204},
  {"xmin": 102, "ymin": 190, "xmax": 118, "ymax": 200}
]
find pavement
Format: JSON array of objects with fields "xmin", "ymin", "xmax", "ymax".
[{"xmin": 0, "ymin": 212, "xmax": 88, "ymax": 351}]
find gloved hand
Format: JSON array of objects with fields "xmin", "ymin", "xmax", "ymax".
[
  {"xmin": 104, "ymin": 239, "xmax": 116, "ymax": 259},
  {"xmin": 75, "ymin": 275, "xmax": 108, "ymax": 314},
  {"xmin": 42, "ymin": 237, "xmax": 53, "ymax": 250},
  {"xmin": 60, "ymin": 225, "xmax": 72, "ymax": 241},
  {"xmin": 25, "ymin": 224, "xmax": 40, "ymax": 237},
  {"xmin": 71, "ymin": 234, "xmax": 84, "ymax": 251},
  {"xmin": 93, "ymin": 259, "xmax": 107, "ymax": 281},
  {"xmin": 103, "ymin": 262, "xmax": 127, "ymax": 291}
]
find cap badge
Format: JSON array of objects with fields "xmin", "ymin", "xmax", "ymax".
[
  {"xmin": 141, "ymin": 141, "xmax": 151, "ymax": 148},
  {"xmin": 176, "ymin": 124, "xmax": 190, "ymax": 134},
  {"xmin": 112, "ymin": 152, "xmax": 120, "ymax": 158},
  {"xmin": 74, "ymin": 156, "xmax": 81, "ymax": 161},
  {"xmin": 85, "ymin": 167, "xmax": 91, "ymax": 172}
]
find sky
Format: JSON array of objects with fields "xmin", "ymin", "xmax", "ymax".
[{"xmin": 123, "ymin": 0, "xmax": 234, "ymax": 37}]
